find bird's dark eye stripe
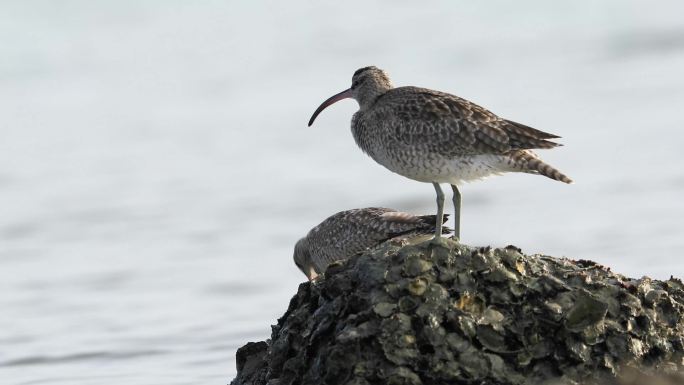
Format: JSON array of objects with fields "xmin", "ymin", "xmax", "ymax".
[{"xmin": 351, "ymin": 80, "xmax": 359, "ymax": 89}]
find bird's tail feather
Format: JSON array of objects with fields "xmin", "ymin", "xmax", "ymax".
[
  {"xmin": 418, "ymin": 213, "xmax": 449, "ymax": 225},
  {"xmin": 417, "ymin": 214, "xmax": 452, "ymax": 235},
  {"xmin": 510, "ymin": 151, "xmax": 574, "ymax": 184}
]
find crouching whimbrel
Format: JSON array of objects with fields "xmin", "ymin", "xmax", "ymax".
[
  {"xmin": 308, "ymin": 66, "xmax": 572, "ymax": 240},
  {"xmin": 293, "ymin": 207, "xmax": 449, "ymax": 281}
]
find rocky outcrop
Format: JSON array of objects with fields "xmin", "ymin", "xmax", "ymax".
[{"xmin": 231, "ymin": 238, "xmax": 684, "ymax": 385}]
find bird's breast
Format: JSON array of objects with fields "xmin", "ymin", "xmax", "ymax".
[{"xmin": 351, "ymin": 112, "xmax": 377, "ymax": 157}]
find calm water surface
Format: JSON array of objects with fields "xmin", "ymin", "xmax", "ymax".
[{"xmin": 2, "ymin": 1, "xmax": 684, "ymax": 384}]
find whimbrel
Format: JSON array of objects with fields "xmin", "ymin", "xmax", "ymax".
[
  {"xmin": 308, "ymin": 66, "xmax": 572, "ymax": 240},
  {"xmin": 293, "ymin": 207, "xmax": 449, "ymax": 281}
]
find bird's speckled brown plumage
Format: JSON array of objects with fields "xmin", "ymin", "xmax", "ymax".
[
  {"xmin": 347, "ymin": 71, "xmax": 572, "ymax": 184},
  {"xmin": 308, "ymin": 66, "xmax": 573, "ymax": 239},
  {"xmin": 293, "ymin": 208, "xmax": 449, "ymax": 280},
  {"xmin": 357, "ymin": 88, "xmax": 562, "ymax": 155}
]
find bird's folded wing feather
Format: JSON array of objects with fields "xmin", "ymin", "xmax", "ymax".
[
  {"xmin": 307, "ymin": 208, "xmax": 393, "ymax": 265},
  {"xmin": 374, "ymin": 87, "xmax": 561, "ymax": 156}
]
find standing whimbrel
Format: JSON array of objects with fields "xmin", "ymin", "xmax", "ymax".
[
  {"xmin": 308, "ymin": 66, "xmax": 572, "ymax": 240},
  {"xmin": 293, "ymin": 207, "xmax": 449, "ymax": 281}
]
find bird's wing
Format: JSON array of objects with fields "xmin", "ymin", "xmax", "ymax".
[
  {"xmin": 345, "ymin": 208, "xmax": 446, "ymax": 240},
  {"xmin": 374, "ymin": 87, "xmax": 562, "ymax": 156},
  {"xmin": 343, "ymin": 208, "xmax": 410, "ymax": 240},
  {"xmin": 306, "ymin": 208, "xmax": 394, "ymax": 269},
  {"xmin": 376, "ymin": 210, "xmax": 446, "ymax": 237}
]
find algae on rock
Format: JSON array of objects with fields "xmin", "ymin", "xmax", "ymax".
[{"xmin": 231, "ymin": 238, "xmax": 684, "ymax": 385}]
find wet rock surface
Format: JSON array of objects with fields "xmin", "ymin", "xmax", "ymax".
[{"xmin": 231, "ymin": 238, "xmax": 684, "ymax": 385}]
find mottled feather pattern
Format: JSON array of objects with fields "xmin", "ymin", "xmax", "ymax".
[
  {"xmin": 349, "ymin": 79, "xmax": 571, "ymax": 184},
  {"xmin": 358, "ymin": 86, "xmax": 562, "ymax": 157},
  {"xmin": 304, "ymin": 208, "xmax": 449, "ymax": 272}
]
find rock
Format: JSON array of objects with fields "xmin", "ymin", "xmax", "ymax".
[
  {"xmin": 230, "ymin": 239, "xmax": 684, "ymax": 385},
  {"xmin": 233, "ymin": 342, "xmax": 268, "ymax": 385}
]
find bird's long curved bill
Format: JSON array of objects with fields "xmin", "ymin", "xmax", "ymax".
[{"xmin": 308, "ymin": 88, "xmax": 352, "ymax": 126}]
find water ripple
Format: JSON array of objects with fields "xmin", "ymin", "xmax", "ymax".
[{"xmin": 0, "ymin": 350, "xmax": 168, "ymax": 367}]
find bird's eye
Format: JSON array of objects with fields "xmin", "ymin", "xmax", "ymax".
[{"xmin": 351, "ymin": 80, "xmax": 360, "ymax": 89}]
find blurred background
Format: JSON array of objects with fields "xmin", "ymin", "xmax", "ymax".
[{"xmin": 1, "ymin": 0, "xmax": 684, "ymax": 383}]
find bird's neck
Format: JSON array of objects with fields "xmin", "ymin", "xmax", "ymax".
[{"xmin": 357, "ymin": 85, "xmax": 391, "ymax": 110}]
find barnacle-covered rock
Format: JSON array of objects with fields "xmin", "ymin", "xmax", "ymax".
[{"xmin": 230, "ymin": 239, "xmax": 684, "ymax": 385}]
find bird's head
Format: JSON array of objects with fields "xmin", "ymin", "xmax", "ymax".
[
  {"xmin": 308, "ymin": 66, "xmax": 393, "ymax": 126},
  {"xmin": 293, "ymin": 237, "xmax": 318, "ymax": 281}
]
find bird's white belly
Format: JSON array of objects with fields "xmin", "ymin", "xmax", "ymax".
[{"xmin": 373, "ymin": 152, "xmax": 504, "ymax": 185}]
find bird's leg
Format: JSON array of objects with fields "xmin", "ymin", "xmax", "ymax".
[
  {"xmin": 450, "ymin": 184, "xmax": 461, "ymax": 241},
  {"xmin": 432, "ymin": 183, "xmax": 445, "ymax": 238}
]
